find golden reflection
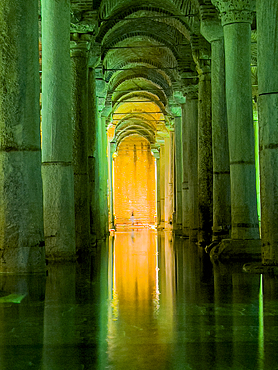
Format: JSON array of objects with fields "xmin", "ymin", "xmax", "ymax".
[{"xmin": 107, "ymin": 230, "xmax": 175, "ymax": 368}]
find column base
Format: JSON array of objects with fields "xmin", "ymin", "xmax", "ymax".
[{"xmin": 208, "ymin": 239, "xmax": 261, "ymax": 262}]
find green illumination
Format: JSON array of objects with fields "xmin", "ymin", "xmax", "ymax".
[
  {"xmin": 253, "ymin": 108, "xmax": 261, "ymax": 228},
  {"xmin": 0, "ymin": 293, "xmax": 26, "ymax": 304},
  {"xmin": 258, "ymin": 274, "xmax": 264, "ymax": 368}
]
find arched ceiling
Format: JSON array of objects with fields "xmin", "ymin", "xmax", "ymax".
[
  {"xmin": 95, "ymin": 0, "xmax": 198, "ymax": 149},
  {"xmin": 70, "ymin": 0, "xmax": 257, "ymax": 149}
]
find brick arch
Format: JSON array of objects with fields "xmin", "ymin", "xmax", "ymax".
[
  {"xmin": 110, "ymin": 80, "xmax": 168, "ymax": 107},
  {"xmin": 115, "ymin": 120, "xmax": 156, "ymax": 148},
  {"xmin": 109, "ymin": 71, "xmax": 172, "ymax": 98},
  {"xmin": 113, "ymin": 91, "xmax": 167, "ymax": 113},
  {"xmin": 97, "ymin": 1, "xmax": 184, "ymax": 41},
  {"xmin": 100, "ymin": 20, "xmax": 188, "ymax": 64},
  {"xmin": 104, "ymin": 57, "xmax": 178, "ymax": 86}
]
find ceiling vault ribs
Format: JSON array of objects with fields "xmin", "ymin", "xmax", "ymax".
[{"xmin": 71, "ymin": 0, "xmax": 254, "ymax": 148}]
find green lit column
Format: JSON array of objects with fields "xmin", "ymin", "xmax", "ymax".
[
  {"xmin": 196, "ymin": 58, "xmax": 213, "ymax": 246},
  {"xmin": 160, "ymin": 142, "xmax": 166, "ymax": 229},
  {"xmin": 98, "ymin": 115, "xmax": 109, "ymax": 239},
  {"xmin": 200, "ymin": 8, "xmax": 231, "ymax": 243},
  {"xmin": 211, "ymin": 0, "xmax": 260, "ymax": 260},
  {"xmin": 174, "ymin": 116, "xmax": 183, "ymax": 234},
  {"xmin": 88, "ymin": 67, "xmax": 97, "ymax": 245},
  {"xmin": 0, "ymin": 0, "xmax": 45, "ymax": 272},
  {"xmin": 168, "ymin": 131, "xmax": 175, "ymax": 228},
  {"xmin": 41, "ymin": 0, "xmax": 76, "ymax": 260},
  {"xmin": 257, "ymin": 0, "xmax": 278, "ymax": 264},
  {"xmin": 109, "ymin": 141, "xmax": 117, "ymax": 230},
  {"xmin": 152, "ymin": 149, "xmax": 161, "ymax": 228},
  {"xmin": 70, "ymin": 36, "xmax": 91, "ymax": 252},
  {"xmin": 184, "ymin": 86, "xmax": 199, "ymax": 242},
  {"xmin": 181, "ymin": 103, "xmax": 190, "ymax": 237}
]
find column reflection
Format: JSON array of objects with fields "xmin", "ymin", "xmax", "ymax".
[{"xmin": 107, "ymin": 230, "xmax": 175, "ymax": 369}]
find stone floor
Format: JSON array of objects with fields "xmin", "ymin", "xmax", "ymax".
[{"xmin": 0, "ymin": 230, "xmax": 278, "ymax": 369}]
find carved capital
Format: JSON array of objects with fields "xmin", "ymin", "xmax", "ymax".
[
  {"xmin": 182, "ymin": 84, "xmax": 199, "ymax": 100},
  {"xmin": 212, "ymin": 0, "xmax": 255, "ymax": 26},
  {"xmin": 151, "ymin": 146, "xmax": 160, "ymax": 160},
  {"xmin": 70, "ymin": 34, "xmax": 91, "ymax": 57},
  {"xmin": 200, "ymin": 5, "xmax": 223, "ymax": 43},
  {"xmin": 70, "ymin": 10, "xmax": 98, "ymax": 35}
]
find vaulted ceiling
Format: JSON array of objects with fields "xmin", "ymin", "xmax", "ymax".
[{"xmin": 69, "ymin": 0, "xmax": 257, "ymax": 148}]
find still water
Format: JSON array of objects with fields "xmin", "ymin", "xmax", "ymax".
[{"xmin": 0, "ymin": 230, "xmax": 278, "ymax": 369}]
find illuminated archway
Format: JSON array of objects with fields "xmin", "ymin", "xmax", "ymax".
[{"xmin": 113, "ymin": 135, "xmax": 156, "ymax": 227}]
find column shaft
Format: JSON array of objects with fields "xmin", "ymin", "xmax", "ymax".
[
  {"xmin": 174, "ymin": 117, "xmax": 183, "ymax": 233},
  {"xmin": 0, "ymin": 0, "xmax": 45, "ymax": 272},
  {"xmin": 181, "ymin": 104, "xmax": 190, "ymax": 237},
  {"xmin": 224, "ymin": 22, "xmax": 259, "ymax": 240},
  {"xmin": 257, "ymin": 0, "xmax": 278, "ymax": 264},
  {"xmin": 168, "ymin": 132, "xmax": 175, "ymax": 227},
  {"xmin": 198, "ymin": 67, "xmax": 213, "ymax": 245},
  {"xmin": 98, "ymin": 116, "xmax": 109, "ymax": 239},
  {"xmin": 164, "ymin": 137, "xmax": 170, "ymax": 228},
  {"xmin": 211, "ymin": 38, "xmax": 231, "ymax": 241},
  {"xmin": 88, "ymin": 68, "xmax": 97, "ymax": 243},
  {"xmin": 160, "ymin": 143, "xmax": 165, "ymax": 228},
  {"xmin": 186, "ymin": 94, "xmax": 199, "ymax": 241},
  {"xmin": 71, "ymin": 40, "xmax": 90, "ymax": 251},
  {"xmin": 42, "ymin": 0, "xmax": 75, "ymax": 260},
  {"xmin": 154, "ymin": 154, "xmax": 161, "ymax": 227}
]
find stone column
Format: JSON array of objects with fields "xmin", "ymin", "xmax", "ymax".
[
  {"xmin": 70, "ymin": 36, "xmax": 91, "ymax": 253},
  {"xmin": 168, "ymin": 131, "xmax": 175, "ymax": 227},
  {"xmin": 88, "ymin": 67, "xmax": 97, "ymax": 244},
  {"xmin": 152, "ymin": 150, "xmax": 161, "ymax": 228},
  {"xmin": 200, "ymin": 9, "xmax": 231, "ymax": 243},
  {"xmin": 41, "ymin": 0, "xmax": 75, "ymax": 260},
  {"xmin": 164, "ymin": 137, "xmax": 170, "ymax": 229},
  {"xmin": 88, "ymin": 42, "xmax": 101, "ymax": 245},
  {"xmin": 257, "ymin": 0, "xmax": 278, "ymax": 264},
  {"xmin": 184, "ymin": 86, "xmax": 199, "ymax": 241},
  {"xmin": 196, "ymin": 59, "xmax": 213, "ymax": 246},
  {"xmin": 181, "ymin": 103, "xmax": 190, "ymax": 237},
  {"xmin": 174, "ymin": 116, "xmax": 183, "ymax": 234},
  {"xmin": 109, "ymin": 142, "xmax": 117, "ymax": 230},
  {"xmin": 211, "ymin": 0, "xmax": 260, "ymax": 260},
  {"xmin": 98, "ymin": 115, "xmax": 109, "ymax": 239},
  {"xmin": 0, "ymin": 0, "xmax": 45, "ymax": 273},
  {"xmin": 160, "ymin": 142, "xmax": 166, "ymax": 229}
]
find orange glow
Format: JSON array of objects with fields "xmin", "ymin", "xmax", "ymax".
[
  {"xmin": 114, "ymin": 231, "xmax": 157, "ymax": 305},
  {"xmin": 114, "ymin": 135, "xmax": 156, "ymax": 226}
]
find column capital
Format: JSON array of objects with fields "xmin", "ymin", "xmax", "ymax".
[
  {"xmin": 70, "ymin": 34, "xmax": 91, "ymax": 57},
  {"xmin": 191, "ymin": 34, "xmax": 211, "ymax": 76},
  {"xmin": 110, "ymin": 140, "xmax": 117, "ymax": 154},
  {"xmin": 200, "ymin": 5, "xmax": 223, "ymax": 43},
  {"xmin": 151, "ymin": 144, "xmax": 160, "ymax": 158},
  {"xmin": 182, "ymin": 84, "xmax": 199, "ymax": 100},
  {"xmin": 70, "ymin": 10, "xmax": 98, "ymax": 35},
  {"xmin": 212, "ymin": 0, "xmax": 255, "ymax": 26}
]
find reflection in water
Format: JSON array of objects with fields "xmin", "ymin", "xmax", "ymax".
[
  {"xmin": 0, "ymin": 232, "xmax": 278, "ymax": 369},
  {"xmin": 107, "ymin": 230, "xmax": 175, "ymax": 369}
]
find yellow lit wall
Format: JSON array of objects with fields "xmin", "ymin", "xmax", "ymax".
[{"xmin": 114, "ymin": 135, "xmax": 156, "ymax": 226}]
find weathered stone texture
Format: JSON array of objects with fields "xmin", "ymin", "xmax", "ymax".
[
  {"xmin": 71, "ymin": 42, "xmax": 90, "ymax": 251},
  {"xmin": 198, "ymin": 66, "xmax": 213, "ymax": 245},
  {"xmin": 0, "ymin": 0, "xmax": 45, "ymax": 272},
  {"xmin": 41, "ymin": 0, "xmax": 76, "ymax": 260}
]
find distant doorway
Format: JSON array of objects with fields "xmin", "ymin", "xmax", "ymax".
[{"xmin": 113, "ymin": 135, "xmax": 156, "ymax": 228}]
